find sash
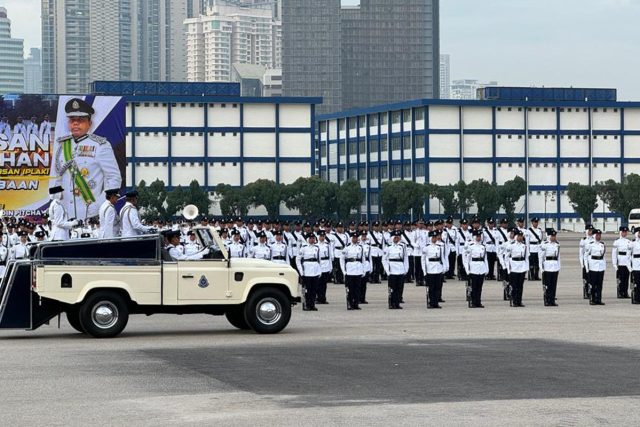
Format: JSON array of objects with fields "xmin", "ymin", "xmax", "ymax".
[
  {"xmin": 497, "ymin": 227, "xmax": 508, "ymax": 242},
  {"xmin": 484, "ymin": 228, "xmax": 496, "ymax": 245},
  {"xmin": 370, "ymin": 232, "xmax": 382, "ymax": 248},
  {"xmin": 401, "ymin": 231, "xmax": 414, "ymax": 249},
  {"xmin": 62, "ymin": 138, "xmax": 96, "ymax": 204},
  {"xmin": 528, "ymin": 227, "xmax": 541, "ymax": 244},
  {"xmin": 333, "ymin": 233, "xmax": 345, "ymax": 249}
]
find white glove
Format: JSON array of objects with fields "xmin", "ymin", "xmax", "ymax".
[{"xmin": 70, "ymin": 220, "xmax": 79, "ymax": 227}]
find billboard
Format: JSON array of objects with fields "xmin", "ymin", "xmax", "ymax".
[{"xmin": 0, "ymin": 95, "xmax": 126, "ymax": 219}]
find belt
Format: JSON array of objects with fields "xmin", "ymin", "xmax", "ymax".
[
  {"xmin": 592, "ymin": 256, "xmax": 604, "ymax": 260},
  {"xmin": 618, "ymin": 252, "xmax": 627, "ymax": 256},
  {"xmin": 389, "ymin": 259, "xmax": 403, "ymax": 262},
  {"xmin": 272, "ymin": 256, "xmax": 286, "ymax": 260},
  {"xmin": 346, "ymin": 258, "xmax": 359, "ymax": 263},
  {"xmin": 472, "ymin": 257, "xmax": 484, "ymax": 262},
  {"xmin": 321, "ymin": 257, "xmax": 330, "ymax": 260},
  {"xmin": 546, "ymin": 256, "xmax": 558, "ymax": 261},
  {"xmin": 302, "ymin": 258, "xmax": 319, "ymax": 263},
  {"xmin": 428, "ymin": 258, "xmax": 441, "ymax": 262},
  {"xmin": 512, "ymin": 257, "xmax": 525, "ymax": 261},
  {"xmin": 634, "ymin": 255, "xmax": 640, "ymax": 259}
]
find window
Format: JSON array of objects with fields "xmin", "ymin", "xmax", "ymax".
[
  {"xmin": 359, "ymin": 139, "xmax": 366, "ymax": 155},
  {"xmin": 339, "ymin": 119, "xmax": 346, "ymax": 131},
  {"xmin": 415, "ymin": 107, "xmax": 425, "ymax": 121},
  {"xmin": 380, "ymin": 114, "xmax": 388, "ymax": 126},
  {"xmin": 371, "ymin": 138, "xmax": 379, "ymax": 152},
  {"xmin": 402, "ymin": 109, "xmax": 411, "ymax": 122},
  {"xmin": 370, "ymin": 193, "xmax": 380, "ymax": 205},
  {"xmin": 380, "ymin": 166, "xmax": 388, "ymax": 179},
  {"xmin": 403, "ymin": 163, "xmax": 412, "ymax": 178},
  {"xmin": 358, "ymin": 166, "xmax": 366, "ymax": 179},
  {"xmin": 368, "ymin": 114, "xmax": 378, "ymax": 127},
  {"xmin": 339, "ymin": 142, "xmax": 345, "ymax": 156},
  {"xmin": 415, "ymin": 134, "xmax": 425, "ymax": 149},
  {"xmin": 349, "ymin": 140, "xmax": 357, "ymax": 155},
  {"xmin": 381, "ymin": 138, "xmax": 388, "ymax": 152},
  {"xmin": 392, "ymin": 164, "xmax": 401, "ymax": 178},
  {"xmin": 391, "ymin": 111, "xmax": 401, "ymax": 124},
  {"xmin": 348, "ymin": 168, "xmax": 356, "ymax": 180},
  {"xmin": 416, "ymin": 163, "xmax": 425, "ymax": 177},
  {"xmin": 391, "ymin": 136, "xmax": 402, "ymax": 151},
  {"xmin": 349, "ymin": 118, "xmax": 356, "ymax": 130},
  {"xmin": 320, "ymin": 144, "xmax": 327, "ymax": 158},
  {"xmin": 319, "ymin": 122, "xmax": 327, "ymax": 133},
  {"xmin": 370, "ymin": 166, "xmax": 379, "ymax": 180},
  {"xmin": 320, "ymin": 169, "xmax": 328, "ymax": 180},
  {"xmin": 403, "ymin": 135, "xmax": 411, "ymax": 150},
  {"xmin": 338, "ymin": 168, "xmax": 345, "ymax": 181},
  {"xmin": 358, "ymin": 116, "xmax": 366, "ymax": 127}
]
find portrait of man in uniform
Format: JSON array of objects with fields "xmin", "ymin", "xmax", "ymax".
[{"xmin": 50, "ymin": 98, "xmax": 122, "ymax": 221}]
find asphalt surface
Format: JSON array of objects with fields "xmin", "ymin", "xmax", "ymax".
[{"xmin": 1, "ymin": 233, "xmax": 640, "ymax": 426}]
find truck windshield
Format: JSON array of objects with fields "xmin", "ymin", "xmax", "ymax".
[{"xmin": 200, "ymin": 229, "xmax": 215, "ymax": 247}]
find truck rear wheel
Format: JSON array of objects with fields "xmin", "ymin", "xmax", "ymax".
[
  {"xmin": 66, "ymin": 309, "xmax": 84, "ymax": 333},
  {"xmin": 78, "ymin": 291, "xmax": 129, "ymax": 338},
  {"xmin": 225, "ymin": 307, "xmax": 250, "ymax": 330},
  {"xmin": 244, "ymin": 287, "xmax": 291, "ymax": 334}
]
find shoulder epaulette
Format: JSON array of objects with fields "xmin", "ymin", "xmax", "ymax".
[
  {"xmin": 89, "ymin": 134, "xmax": 109, "ymax": 145},
  {"xmin": 56, "ymin": 134, "xmax": 72, "ymax": 142}
]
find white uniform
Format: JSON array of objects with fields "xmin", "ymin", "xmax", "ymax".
[
  {"xmin": 526, "ymin": 226, "xmax": 544, "ymax": 254},
  {"xmin": 579, "ymin": 235, "xmax": 594, "ymax": 269},
  {"xmin": 228, "ymin": 241, "xmax": 247, "ymax": 258},
  {"xmin": 340, "ymin": 244, "xmax": 365, "ymax": 277},
  {"xmin": 631, "ymin": 239, "xmax": 640, "ymax": 271},
  {"xmin": 505, "ymin": 241, "xmax": 529, "ymax": 274},
  {"xmin": 382, "ymin": 243, "xmax": 409, "ymax": 276},
  {"xmin": 9, "ymin": 242, "xmax": 29, "ymax": 260},
  {"xmin": 52, "ymin": 133, "xmax": 122, "ymax": 219},
  {"xmin": 250, "ymin": 243, "xmax": 272, "ymax": 260},
  {"xmin": 26, "ymin": 122, "xmax": 39, "ymax": 139},
  {"xmin": 360, "ymin": 241, "xmax": 373, "ymax": 274},
  {"xmin": 39, "ymin": 120, "xmax": 52, "ymax": 142},
  {"xmin": 13, "ymin": 122, "xmax": 27, "ymax": 139},
  {"xmin": 270, "ymin": 241, "xmax": 290, "ymax": 265},
  {"xmin": 318, "ymin": 240, "xmax": 333, "ymax": 273},
  {"xmin": 48, "ymin": 198, "xmax": 77, "ymax": 241},
  {"xmin": 612, "ymin": 237, "xmax": 631, "ymax": 271},
  {"xmin": 184, "ymin": 240, "xmax": 203, "ymax": 256},
  {"xmin": 98, "ymin": 199, "xmax": 119, "ymax": 239},
  {"xmin": 368, "ymin": 230, "xmax": 384, "ymax": 257},
  {"xmin": 584, "ymin": 240, "xmax": 606, "ymax": 273},
  {"xmin": 119, "ymin": 202, "xmax": 151, "ymax": 237},
  {"xmin": 296, "ymin": 244, "xmax": 321, "ymax": 277},
  {"xmin": 539, "ymin": 241, "xmax": 561, "ymax": 273},
  {"xmin": 0, "ymin": 245, "xmax": 9, "ymax": 279},
  {"xmin": 463, "ymin": 241, "xmax": 489, "ymax": 275},
  {"xmin": 168, "ymin": 244, "xmax": 208, "ymax": 261},
  {"xmin": 422, "ymin": 242, "xmax": 445, "ymax": 275}
]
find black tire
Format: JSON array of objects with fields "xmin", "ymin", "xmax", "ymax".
[
  {"xmin": 225, "ymin": 307, "xmax": 250, "ymax": 330},
  {"xmin": 66, "ymin": 308, "xmax": 84, "ymax": 333},
  {"xmin": 78, "ymin": 291, "xmax": 129, "ymax": 338},
  {"xmin": 243, "ymin": 287, "xmax": 291, "ymax": 334}
]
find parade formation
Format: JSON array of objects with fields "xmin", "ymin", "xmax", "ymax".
[{"xmin": 2, "ymin": 198, "xmax": 640, "ymax": 310}]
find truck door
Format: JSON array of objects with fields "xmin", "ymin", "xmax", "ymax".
[{"xmin": 177, "ymin": 260, "xmax": 230, "ymax": 301}]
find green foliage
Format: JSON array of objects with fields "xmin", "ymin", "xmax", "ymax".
[
  {"xmin": 282, "ymin": 176, "xmax": 338, "ymax": 218},
  {"xmin": 136, "ymin": 179, "xmax": 169, "ymax": 221},
  {"xmin": 431, "ymin": 184, "xmax": 459, "ymax": 216},
  {"xmin": 336, "ymin": 179, "xmax": 364, "ymax": 220},
  {"xmin": 454, "ymin": 181, "xmax": 473, "ymax": 217},
  {"xmin": 380, "ymin": 180, "xmax": 425, "ymax": 219},
  {"xmin": 595, "ymin": 174, "xmax": 640, "ymax": 223},
  {"xmin": 567, "ymin": 182, "xmax": 598, "ymax": 223},
  {"xmin": 244, "ymin": 179, "xmax": 283, "ymax": 218},
  {"xmin": 499, "ymin": 176, "xmax": 527, "ymax": 224},
  {"xmin": 467, "ymin": 179, "xmax": 501, "ymax": 222},
  {"xmin": 216, "ymin": 184, "xmax": 250, "ymax": 217},
  {"xmin": 182, "ymin": 180, "xmax": 212, "ymax": 217}
]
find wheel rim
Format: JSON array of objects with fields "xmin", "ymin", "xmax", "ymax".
[
  {"xmin": 256, "ymin": 297, "xmax": 282, "ymax": 326},
  {"xmin": 91, "ymin": 301, "xmax": 119, "ymax": 329}
]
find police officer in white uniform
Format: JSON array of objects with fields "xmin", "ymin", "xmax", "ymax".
[
  {"xmin": 26, "ymin": 116, "xmax": 39, "ymax": 140},
  {"xmin": 505, "ymin": 230, "xmax": 529, "ymax": 307},
  {"xmin": 0, "ymin": 239, "xmax": 8, "ymax": 279},
  {"xmin": 539, "ymin": 230, "xmax": 561, "ymax": 306},
  {"xmin": 184, "ymin": 231, "xmax": 203, "ymax": 256},
  {"xmin": 13, "ymin": 116, "xmax": 27, "ymax": 139},
  {"xmin": 249, "ymin": 232, "xmax": 272, "ymax": 260},
  {"xmin": 9, "ymin": 232, "xmax": 30, "ymax": 260},
  {"xmin": 579, "ymin": 224, "xmax": 595, "ymax": 299},
  {"xmin": 584, "ymin": 229, "xmax": 606, "ymax": 305},
  {"xmin": 526, "ymin": 218, "xmax": 544, "ymax": 281},
  {"xmin": 464, "ymin": 229, "xmax": 489, "ymax": 308},
  {"xmin": 48, "ymin": 186, "xmax": 80, "ymax": 241},
  {"xmin": 612, "ymin": 226, "xmax": 632, "ymax": 299},
  {"xmin": 443, "ymin": 217, "xmax": 458, "ymax": 279},
  {"xmin": 495, "ymin": 219, "xmax": 510, "ymax": 281},
  {"xmin": 296, "ymin": 233, "xmax": 321, "ymax": 311},
  {"xmin": 119, "ymin": 191, "xmax": 152, "ymax": 237},
  {"xmin": 422, "ymin": 230, "xmax": 446, "ymax": 309},
  {"xmin": 630, "ymin": 229, "xmax": 640, "ymax": 304},
  {"xmin": 270, "ymin": 231, "xmax": 290, "ymax": 266},
  {"xmin": 52, "ymin": 98, "xmax": 122, "ymax": 220},
  {"xmin": 228, "ymin": 231, "xmax": 247, "ymax": 258},
  {"xmin": 359, "ymin": 231, "xmax": 373, "ymax": 304},
  {"xmin": 456, "ymin": 219, "xmax": 472, "ymax": 280},
  {"xmin": 340, "ymin": 232, "xmax": 365, "ymax": 310},
  {"xmin": 483, "ymin": 219, "xmax": 499, "ymax": 280},
  {"xmin": 331, "ymin": 223, "xmax": 348, "ymax": 284},
  {"xmin": 98, "ymin": 188, "xmax": 120, "ymax": 239},
  {"xmin": 368, "ymin": 221, "xmax": 384, "ymax": 283},
  {"xmin": 316, "ymin": 230, "xmax": 333, "ymax": 304},
  {"xmin": 39, "ymin": 114, "xmax": 52, "ymax": 142},
  {"xmin": 167, "ymin": 231, "xmax": 209, "ymax": 261},
  {"xmin": 382, "ymin": 231, "xmax": 407, "ymax": 309}
]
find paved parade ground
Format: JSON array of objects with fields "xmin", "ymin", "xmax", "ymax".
[{"xmin": 1, "ymin": 234, "xmax": 640, "ymax": 426}]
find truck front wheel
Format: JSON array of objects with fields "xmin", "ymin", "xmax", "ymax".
[
  {"xmin": 225, "ymin": 307, "xmax": 250, "ymax": 330},
  {"xmin": 244, "ymin": 287, "xmax": 291, "ymax": 334},
  {"xmin": 78, "ymin": 291, "xmax": 129, "ymax": 338}
]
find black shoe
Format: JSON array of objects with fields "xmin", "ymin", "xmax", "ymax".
[
  {"xmin": 317, "ymin": 301, "xmax": 329, "ymax": 305},
  {"xmin": 429, "ymin": 305, "xmax": 442, "ymax": 309},
  {"xmin": 589, "ymin": 301, "xmax": 597, "ymax": 306},
  {"xmin": 311, "ymin": 307, "xmax": 318, "ymax": 311},
  {"xmin": 549, "ymin": 303, "xmax": 558, "ymax": 307},
  {"xmin": 476, "ymin": 304, "xmax": 485, "ymax": 308},
  {"xmin": 354, "ymin": 307, "xmax": 361, "ymax": 310},
  {"xmin": 597, "ymin": 302, "xmax": 605, "ymax": 305},
  {"xmin": 360, "ymin": 301, "xmax": 369, "ymax": 304},
  {"xmin": 439, "ymin": 299, "xmax": 446, "ymax": 303},
  {"xmin": 396, "ymin": 305, "xmax": 403, "ymax": 309},
  {"xmin": 400, "ymin": 300, "xmax": 405, "ymax": 304},
  {"xmin": 303, "ymin": 308, "xmax": 313, "ymax": 311}
]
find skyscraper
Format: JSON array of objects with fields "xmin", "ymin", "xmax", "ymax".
[
  {"xmin": 0, "ymin": 7, "xmax": 24, "ymax": 94},
  {"xmin": 24, "ymin": 48, "xmax": 42, "ymax": 93},
  {"xmin": 42, "ymin": 0, "xmax": 201, "ymax": 93},
  {"xmin": 439, "ymin": 54, "xmax": 450, "ymax": 99},
  {"xmin": 282, "ymin": 0, "xmax": 342, "ymax": 114},
  {"xmin": 283, "ymin": 0, "xmax": 440, "ymax": 114}
]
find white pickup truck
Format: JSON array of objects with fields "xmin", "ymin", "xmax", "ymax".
[{"xmin": 0, "ymin": 227, "xmax": 300, "ymax": 338}]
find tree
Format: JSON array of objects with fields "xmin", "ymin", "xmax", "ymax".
[
  {"xmin": 596, "ymin": 174, "xmax": 640, "ymax": 224},
  {"xmin": 455, "ymin": 181, "xmax": 473, "ymax": 218},
  {"xmin": 215, "ymin": 184, "xmax": 250, "ymax": 217},
  {"xmin": 336, "ymin": 179, "xmax": 364, "ymax": 220},
  {"xmin": 380, "ymin": 180, "xmax": 426, "ymax": 219},
  {"xmin": 244, "ymin": 179, "xmax": 283, "ymax": 218},
  {"xmin": 136, "ymin": 179, "xmax": 168, "ymax": 221},
  {"xmin": 182, "ymin": 180, "xmax": 212, "ymax": 217},
  {"xmin": 499, "ymin": 176, "xmax": 527, "ymax": 224},
  {"xmin": 282, "ymin": 176, "xmax": 338, "ymax": 218},
  {"xmin": 166, "ymin": 186, "xmax": 187, "ymax": 218},
  {"xmin": 567, "ymin": 182, "xmax": 598, "ymax": 224},
  {"xmin": 468, "ymin": 179, "xmax": 501, "ymax": 222},
  {"xmin": 431, "ymin": 184, "xmax": 459, "ymax": 216}
]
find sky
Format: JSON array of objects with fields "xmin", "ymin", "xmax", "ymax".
[{"xmin": 7, "ymin": 0, "xmax": 640, "ymax": 99}]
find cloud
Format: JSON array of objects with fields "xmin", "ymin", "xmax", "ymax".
[{"xmin": 3, "ymin": 0, "xmax": 41, "ymax": 53}]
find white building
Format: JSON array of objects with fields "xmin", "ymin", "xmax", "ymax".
[
  {"xmin": 439, "ymin": 54, "xmax": 450, "ymax": 99},
  {"xmin": 185, "ymin": 2, "xmax": 281, "ymax": 83},
  {"xmin": 316, "ymin": 94, "xmax": 640, "ymax": 230},
  {"xmin": 263, "ymin": 68, "xmax": 282, "ymax": 97},
  {"xmin": 451, "ymin": 79, "xmax": 498, "ymax": 100},
  {"xmin": 0, "ymin": 7, "xmax": 24, "ymax": 95}
]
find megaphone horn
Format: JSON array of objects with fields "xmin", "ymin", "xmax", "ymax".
[{"xmin": 183, "ymin": 204, "xmax": 199, "ymax": 220}]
